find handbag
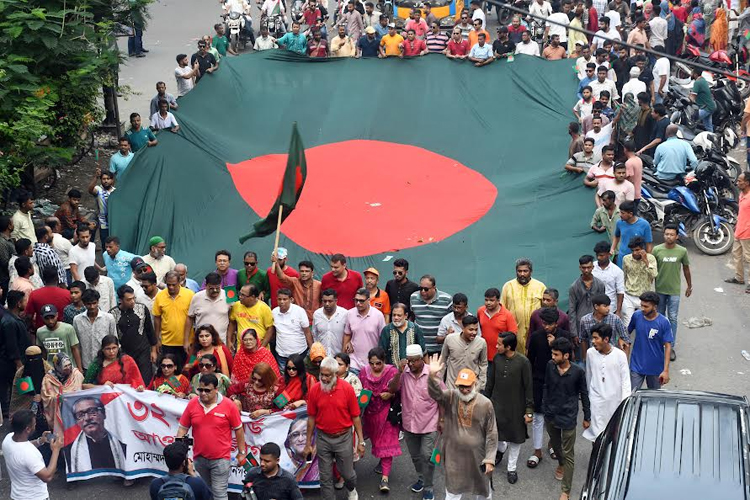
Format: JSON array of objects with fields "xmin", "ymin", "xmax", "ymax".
[{"xmin": 386, "ymin": 395, "xmax": 402, "ymax": 427}]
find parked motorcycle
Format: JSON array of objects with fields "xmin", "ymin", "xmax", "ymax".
[
  {"xmin": 639, "ymin": 161, "xmax": 735, "ymax": 255},
  {"xmin": 667, "ymin": 79, "xmax": 741, "ymax": 149},
  {"xmin": 672, "ymin": 39, "xmax": 750, "ymax": 98}
]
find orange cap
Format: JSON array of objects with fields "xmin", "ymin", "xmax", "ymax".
[
  {"xmin": 455, "ymin": 368, "xmax": 477, "ymax": 387},
  {"xmin": 364, "ymin": 267, "xmax": 380, "ymax": 277},
  {"xmin": 310, "ymin": 342, "xmax": 327, "ymax": 361}
]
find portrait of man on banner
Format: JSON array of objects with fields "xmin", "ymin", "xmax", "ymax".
[{"xmin": 62, "ymin": 395, "xmax": 127, "ymax": 473}]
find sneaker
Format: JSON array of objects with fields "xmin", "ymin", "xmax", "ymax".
[
  {"xmin": 410, "ymin": 479, "xmax": 424, "ymax": 493},
  {"xmin": 422, "ymin": 489, "xmax": 435, "ymax": 500},
  {"xmin": 374, "ymin": 463, "xmax": 383, "ymax": 475},
  {"xmin": 670, "ymin": 349, "xmax": 676, "ymax": 361},
  {"xmin": 507, "ymin": 471, "xmax": 518, "ymax": 484},
  {"xmin": 334, "ymin": 478, "xmax": 345, "ymax": 490},
  {"xmin": 495, "ymin": 450, "xmax": 504, "ymax": 465},
  {"xmin": 379, "ymin": 477, "xmax": 390, "ymax": 493},
  {"xmin": 347, "ymin": 488, "xmax": 359, "ymax": 500}
]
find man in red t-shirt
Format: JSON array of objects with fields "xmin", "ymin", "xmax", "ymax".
[
  {"xmin": 25, "ymin": 266, "xmax": 71, "ymax": 330},
  {"xmin": 445, "ymin": 29, "xmax": 470, "ymax": 59},
  {"xmin": 178, "ymin": 373, "xmax": 246, "ymax": 500},
  {"xmin": 304, "ymin": 356, "xmax": 364, "ymax": 499},
  {"xmin": 267, "ymin": 247, "xmax": 299, "ymax": 308},
  {"xmin": 477, "ymin": 287, "xmax": 518, "ymax": 362},
  {"xmin": 320, "ymin": 253, "xmax": 363, "ymax": 309},
  {"xmin": 401, "ymin": 29, "xmax": 427, "ymax": 56}
]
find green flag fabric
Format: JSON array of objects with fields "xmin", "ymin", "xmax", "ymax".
[
  {"xmin": 109, "ymin": 52, "xmax": 598, "ymax": 309},
  {"xmin": 239, "ymin": 123, "xmax": 307, "ymax": 243},
  {"xmin": 16, "ymin": 376, "xmax": 34, "ymax": 395}
]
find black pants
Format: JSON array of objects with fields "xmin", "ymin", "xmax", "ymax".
[{"xmin": 0, "ymin": 363, "xmax": 15, "ymax": 417}]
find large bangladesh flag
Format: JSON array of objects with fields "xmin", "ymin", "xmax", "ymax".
[{"xmin": 109, "ymin": 52, "xmax": 600, "ymax": 307}]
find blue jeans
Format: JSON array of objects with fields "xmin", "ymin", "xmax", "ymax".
[
  {"xmin": 657, "ymin": 293, "xmax": 680, "ymax": 346},
  {"xmin": 630, "ymin": 371, "xmax": 661, "ymax": 392},
  {"xmin": 698, "ymin": 107, "xmax": 714, "ymax": 132},
  {"xmin": 127, "ymin": 27, "xmax": 144, "ymax": 55}
]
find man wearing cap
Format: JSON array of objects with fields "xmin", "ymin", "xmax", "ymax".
[
  {"xmin": 142, "ymin": 236, "xmax": 176, "ymax": 285},
  {"xmin": 304, "ymin": 342, "xmax": 327, "ymax": 379},
  {"xmin": 364, "ymin": 267, "xmax": 390, "ymax": 322},
  {"xmin": 267, "ymin": 248, "xmax": 299, "ymax": 309},
  {"xmin": 428, "ymin": 357, "xmax": 497, "ymax": 500},
  {"xmin": 36, "ymin": 304, "xmax": 82, "ymax": 369},
  {"xmin": 378, "ymin": 303, "xmax": 425, "ymax": 365},
  {"xmin": 186, "ymin": 272, "xmax": 231, "ymax": 344},
  {"xmin": 271, "ymin": 253, "xmax": 320, "ymax": 323},
  {"xmin": 356, "ymin": 26, "xmax": 381, "ymax": 57},
  {"xmin": 379, "ymin": 23, "xmax": 404, "ymax": 57},
  {"xmin": 439, "ymin": 315, "xmax": 487, "ymax": 390},
  {"xmin": 493, "ymin": 26, "xmax": 515, "ymax": 58},
  {"xmin": 389, "ymin": 344, "xmax": 440, "ymax": 499},
  {"xmin": 311, "ymin": 289, "xmax": 347, "ymax": 357},
  {"xmin": 621, "ymin": 66, "xmax": 647, "ymax": 99},
  {"xmin": 125, "ymin": 256, "xmax": 151, "ymax": 303}
]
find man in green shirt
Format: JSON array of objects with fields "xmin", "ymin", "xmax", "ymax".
[
  {"xmin": 36, "ymin": 304, "xmax": 83, "ymax": 369},
  {"xmin": 125, "ymin": 112, "xmax": 158, "ymax": 152},
  {"xmin": 213, "ymin": 24, "xmax": 235, "ymax": 56},
  {"xmin": 237, "ymin": 251, "xmax": 270, "ymax": 301},
  {"xmin": 591, "ymin": 190, "xmax": 620, "ymax": 241},
  {"xmin": 651, "ymin": 224, "xmax": 691, "ymax": 361},
  {"xmin": 690, "ymin": 68, "xmax": 716, "ymax": 133}
]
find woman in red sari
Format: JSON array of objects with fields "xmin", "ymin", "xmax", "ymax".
[
  {"xmin": 229, "ymin": 362, "xmax": 282, "ymax": 419},
  {"xmin": 280, "ymin": 354, "xmax": 317, "ymax": 410},
  {"xmin": 83, "ymin": 335, "xmax": 145, "ymax": 390},
  {"xmin": 231, "ymin": 329, "xmax": 280, "ymax": 387},
  {"xmin": 149, "ymin": 354, "xmax": 191, "ymax": 398},
  {"xmin": 184, "ymin": 324, "xmax": 233, "ymax": 378}
]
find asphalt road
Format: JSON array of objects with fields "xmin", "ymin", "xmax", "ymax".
[{"xmin": 2, "ymin": 1, "xmax": 750, "ymax": 499}]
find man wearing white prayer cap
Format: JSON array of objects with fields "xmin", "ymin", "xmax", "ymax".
[{"xmin": 390, "ymin": 343, "xmax": 441, "ymax": 498}]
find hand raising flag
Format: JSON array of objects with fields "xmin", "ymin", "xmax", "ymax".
[{"xmin": 239, "ymin": 123, "xmax": 308, "ymax": 243}]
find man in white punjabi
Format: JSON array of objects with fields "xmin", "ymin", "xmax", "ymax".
[
  {"xmin": 485, "ymin": 332, "xmax": 533, "ymax": 485},
  {"xmin": 427, "ymin": 355, "xmax": 497, "ymax": 500},
  {"xmin": 583, "ymin": 323, "xmax": 630, "ymax": 442}
]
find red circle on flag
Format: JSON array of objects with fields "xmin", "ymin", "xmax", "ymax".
[
  {"xmin": 228, "ymin": 140, "xmax": 497, "ymax": 256},
  {"xmin": 226, "ymin": 289, "xmax": 236, "ymax": 299},
  {"xmin": 20, "ymin": 381, "xmax": 29, "ymax": 391}
]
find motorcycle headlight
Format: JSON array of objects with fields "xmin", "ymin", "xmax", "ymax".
[{"xmin": 439, "ymin": 16, "xmax": 453, "ymax": 27}]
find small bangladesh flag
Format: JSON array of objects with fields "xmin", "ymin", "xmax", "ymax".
[
  {"xmin": 274, "ymin": 391, "xmax": 291, "ymax": 409},
  {"xmin": 239, "ymin": 123, "xmax": 308, "ymax": 243},
  {"xmin": 429, "ymin": 447, "xmax": 442, "ymax": 466},
  {"xmin": 16, "ymin": 376, "xmax": 34, "ymax": 395},
  {"xmin": 224, "ymin": 285, "xmax": 238, "ymax": 304},
  {"xmin": 358, "ymin": 389, "xmax": 372, "ymax": 410}
]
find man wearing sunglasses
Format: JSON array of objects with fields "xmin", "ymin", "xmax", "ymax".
[
  {"xmin": 385, "ymin": 258, "xmax": 419, "ymax": 318},
  {"xmin": 409, "ymin": 275, "xmax": 453, "ymax": 355},
  {"xmin": 237, "ymin": 251, "xmax": 270, "ymax": 301}
]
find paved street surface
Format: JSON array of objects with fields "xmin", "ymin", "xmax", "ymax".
[{"xmin": 2, "ymin": 1, "xmax": 750, "ymax": 499}]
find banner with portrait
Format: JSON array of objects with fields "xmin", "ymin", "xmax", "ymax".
[{"xmin": 60, "ymin": 385, "xmax": 320, "ymax": 490}]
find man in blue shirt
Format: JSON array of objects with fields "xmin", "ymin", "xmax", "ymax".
[
  {"xmin": 627, "ymin": 291, "xmax": 673, "ymax": 390},
  {"xmin": 653, "ymin": 124, "xmax": 698, "ymax": 181},
  {"xmin": 577, "ymin": 63, "xmax": 597, "ymax": 99},
  {"xmin": 375, "ymin": 14, "xmax": 389, "ymax": 37},
  {"xmin": 125, "ymin": 112, "xmax": 157, "ymax": 152},
  {"xmin": 468, "ymin": 32, "xmax": 493, "ymax": 67},
  {"xmin": 109, "ymin": 137, "xmax": 134, "ymax": 177},
  {"xmin": 150, "ymin": 442, "xmax": 212, "ymax": 500},
  {"xmin": 610, "ymin": 200, "xmax": 652, "ymax": 266},
  {"xmin": 103, "ymin": 236, "xmax": 138, "ymax": 292},
  {"xmin": 356, "ymin": 26, "xmax": 380, "ymax": 57},
  {"xmin": 277, "ymin": 21, "xmax": 307, "ymax": 55}
]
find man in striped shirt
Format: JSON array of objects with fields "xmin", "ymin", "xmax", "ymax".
[
  {"xmin": 33, "ymin": 226, "xmax": 67, "ymax": 286},
  {"xmin": 425, "ymin": 21, "xmax": 449, "ymax": 53},
  {"xmin": 410, "ymin": 275, "xmax": 452, "ymax": 355}
]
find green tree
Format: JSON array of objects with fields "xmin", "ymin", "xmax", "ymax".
[{"xmin": 0, "ymin": 0, "xmax": 149, "ymax": 197}]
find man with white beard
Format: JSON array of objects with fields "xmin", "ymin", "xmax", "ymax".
[
  {"xmin": 427, "ymin": 356, "xmax": 497, "ymax": 500},
  {"xmin": 303, "ymin": 356, "xmax": 364, "ymax": 500},
  {"xmin": 142, "ymin": 236, "xmax": 175, "ymax": 284},
  {"xmin": 583, "ymin": 323, "xmax": 630, "ymax": 442}
]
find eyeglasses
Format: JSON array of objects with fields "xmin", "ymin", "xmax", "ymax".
[
  {"xmin": 195, "ymin": 388, "xmax": 213, "ymax": 393},
  {"xmin": 419, "ymin": 286, "xmax": 433, "ymax": 292},
  {"xmin": 286, "ymin": 366, "xmax": 298, "ymax": 372},
  {"xmin": 161, "ymin": 363, "xmax": 175, "ymax": 368},
  {"xmin": 392, "ymin": 271, "xmax": 404, "ymax": 275},
  {"xmin": 199, "ymin": 363, "xmax": 214, "ymax": 368},
  {"xmin": 74, "ymin": 407, "xmax": 104, "ymax": 420},
  {"xmin": 354, "ymin": 298, "xmax": 367, "ymax": 303},
  {"xmin": 244, "ymin": 261, "xmax": 257, "ymax": 267}
]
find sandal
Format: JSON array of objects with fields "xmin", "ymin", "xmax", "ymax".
[
  {"xmin": 554, "ymin": 466, "xmax": 564, "ymax": 481},
  {"xmin": 526, "ymin": 455, "xmax": 541, "ymax": 468},
  {"xmin": 725, "ymin": 277, "xmax": 745, "ymax": 285},
  {"xmin": 549, "ymin": 447, "xmax": 558, "ymax": 460},
  {"xmin": 745, "ymin": 287, "xmax": 750, "ymax": 294}
]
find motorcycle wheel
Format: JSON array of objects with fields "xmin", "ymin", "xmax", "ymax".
[
  {"xmin": 737, "ymin": 77, "xmax": 750, "ymax": 99},
  {"xmin": 718, "ymin": 200, "xmax": 739, "ymax": 225},
  {"xmin": 692, "ymin": 220, "xmax": 735, "ymax": 255},
  {"xmin": 231, "ymin": 33, "xmax": 239, "ymax": 53},
  {"xmin": 638, "ymin": 199, "xmax": 658, "ymax": 227},
  {"xmin": 497, "ymin": 7, "xmax": 512, "ymax": 24}
]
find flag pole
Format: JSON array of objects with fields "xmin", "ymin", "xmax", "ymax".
[{"xmin": 272, "ymin": 205, "xmax": 284, "ymax": 257}]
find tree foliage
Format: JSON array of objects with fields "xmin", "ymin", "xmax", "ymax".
[{"xmin": 0, "ymin": 0, "xmax": 150, "ymax": 196}]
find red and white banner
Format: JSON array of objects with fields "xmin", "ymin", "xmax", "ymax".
[{"xmin": 60, "ymin": 385, "xmax": 319, "ymax": 490}]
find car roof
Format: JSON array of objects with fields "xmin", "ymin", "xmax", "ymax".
[{"xmin": 624, "ymin": 390, "xmax": 749, "ymax": 500}]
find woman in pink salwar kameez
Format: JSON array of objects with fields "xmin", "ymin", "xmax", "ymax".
[{"xmin": 359, "ymin": 347, "xmax": 402, "ymax": 493}]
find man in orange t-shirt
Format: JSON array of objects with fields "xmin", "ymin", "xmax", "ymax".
[
  {"xmin": 364, "ymin": 267, "xmax": 391, "ymax": 323},
  {"xmin": 477, "ymin": 287, "xmax": 518, "ymax": 362}
]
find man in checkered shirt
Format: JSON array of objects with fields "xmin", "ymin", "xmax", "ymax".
[{"xmin": 33, "ymin": 225, "xmax": 67, "ymax": 286}]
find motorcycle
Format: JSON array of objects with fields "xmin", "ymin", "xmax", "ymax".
[
  {"xmin": 639, "ymin": 161, "xmax": 735, "ymax": 255},
  {"xmin": 667, "ymin": 79, "xmax": 741, "ymax": 148},
  {"xmin": 672, "ymin": 38, "xmax": 750, "ymax": 98},
  {"xmin": 693, "ymin": 131, "xmax": 743, "ymax": 182},
  {"xmin": 223, "ymin": 11, "xmax": 255, "ymax": 51},
  {"xmin": 261, "ymin": 13, "xmax": 285, "ymax": 36},
  {"xmin": 497, "ymin": 0, "xmax": 528, "ymax": 25}
]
